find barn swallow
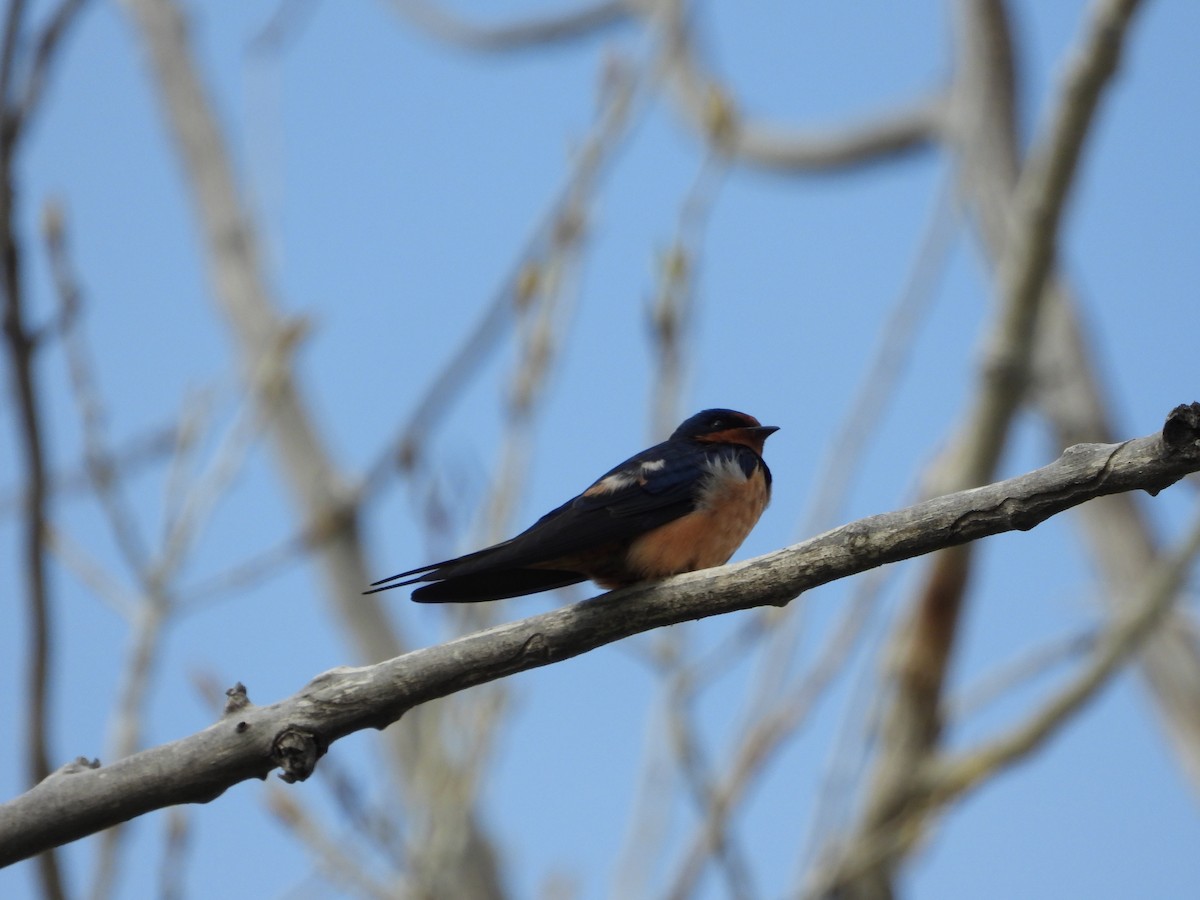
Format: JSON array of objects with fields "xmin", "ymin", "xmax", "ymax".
[{"xmin": 367, "ymin": 408, "xmax": 778, "ymax": 602}]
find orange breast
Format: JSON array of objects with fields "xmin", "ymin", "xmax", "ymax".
[{"xmin": 621, "ymin": 461, "xmax": 769, "ymax": 582}]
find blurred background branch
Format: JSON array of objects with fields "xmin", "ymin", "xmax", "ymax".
[{"xmin": 2, "ymin": 0, "xmax": 1197, "ymax": 898}]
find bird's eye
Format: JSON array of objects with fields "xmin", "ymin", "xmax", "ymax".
[{"xmin": 711, "ymin": 418, "xmax": 726, "ymax": 429}]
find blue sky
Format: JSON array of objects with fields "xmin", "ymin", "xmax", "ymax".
[{"xmin": 2, "ymin": 1, "xmax": 1199, "ymax": 897}]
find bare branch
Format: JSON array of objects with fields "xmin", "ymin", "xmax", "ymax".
[
  {"xmin": 647, "ymin": 151, "xmax": 727, "ymax": 440},
  {"xmin": 653, "ymin": 0, "xmax": 942, "ymax": 171},
  {"xmin": 804, "ymin": 498, "xmax": 1200, "ymax": 898},
  {"xmin": 362, "ymin": 54, "xmax": 642, "ymax": 494},
  {"xmin": 1, "ymin": 158, "xmax": 54, "ymax": 799},
  {"xmin": 822, "ymin": 2, "xmax": 1153, "ymax": 893},
  {"xmin": 949, "ymin": 625, "xmax": 1098, "ymax": 721},
  {"xmin": 121, "ymin": 0, "xmax": 508, "ymax": 891},
  {"xmin": 666, "ymin": 586, "xmax": 879, "ymax": 900},
  {"xmin": 949, "ymin": 0, "xmax": 1200, "ymax": 791},
  {"xmin": 177, "ymin": 528, "xmax": 309, "ymax": 607},
  {"xmin": 937, "ymin": 505, "xmax": 1200, "ymax": 794},
  {"xmin": 0, "ymin": 0, "xmax": 26, "ymax": 112},
  {"xmin": 45, "ymin": 524, "xmax": 138, "ymax": 615},
  {"xmin": 3, "ymin": 408, "xmax": 1198, "ymax": 865},
  {"xmin": 0, "ymin": 5, "xmax": 91, "ymax": 896},
  {"xmin": 663, "ymin": 636, "xmax": 758, "ymax": 900},
  {"xmin": 45, "ymin": 199, "xmax": 152, "ymax": 573},
  {"xmin": 800, "ymin": 173, "xmax": 960, "ymax": 537},
  {"xmin": 0, "ymin": 424, "xmax": 181, "ymax": 517},
  {"xmin": 960, "ymin": 0, "xmax": 1146, "ymax": 488},
  {"xmin": 120, "ymin": 0, "xmax": 393, "ymax": 654},
  {"xmin": 45, "ymin": 197, "xmax": 238, "ymax": 899},
  {"xmin": 388, "ymin": 0, "xmax": 631, "ymax": 51},
  {"xmin": 157, "ymin": 810, "xmax": 191, "ymax": 900},
  {"xmin": 16, "ymin": 0, "xmax": 90, "ymax": 127},
  {"xmin": 249, "ymin": 0, "xmax": 321, "ymax": 55},
  {"xmin": 266, "ymin": 787, "xmax": 398, "ymax": 899}
]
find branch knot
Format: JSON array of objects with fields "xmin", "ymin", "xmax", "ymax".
[
  {"xmin": 1162, "ymin": 402, "xmax": 1200, "ymax": 452},
  {"xmin": 272, "ymin": 727, "xmax": 324, "ymax": 784}
]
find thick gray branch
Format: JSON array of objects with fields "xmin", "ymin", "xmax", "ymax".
[{"xmin": 2, "ymin": 406, "xmax": 1198, "ymax": 866}]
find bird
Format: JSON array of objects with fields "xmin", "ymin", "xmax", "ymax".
[{"xmin": 367, "ymin": 408, "xmax": 778, "ymax": 602}]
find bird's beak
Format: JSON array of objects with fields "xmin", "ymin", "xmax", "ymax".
[{"xmin": 738, "ymin": 424, "xmax": 778, "ymax": 452}]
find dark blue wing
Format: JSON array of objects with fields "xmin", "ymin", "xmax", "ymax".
[
  {"xmin": 465, "ymin": 441, "xmax": 710, "ymax": 568},
  {"xmin": 370, "ymin": 439, "xmax": 720, "ymax": 591}
]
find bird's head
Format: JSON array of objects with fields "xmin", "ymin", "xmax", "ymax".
[{"xmin": 672, "ymin": 409, "xmax": 779, "ymax": 454}]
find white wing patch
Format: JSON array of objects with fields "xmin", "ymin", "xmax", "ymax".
[{"xmin": 584, "ymin": 458, "xmax": 668, "ymax": 496}]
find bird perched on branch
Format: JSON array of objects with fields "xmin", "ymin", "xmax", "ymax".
[{"xmin": 367, "ymin": 408, "xmax": 778, "ymax": 602}]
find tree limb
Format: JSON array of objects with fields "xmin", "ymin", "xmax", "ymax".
[
  {"xmin": 3, "ymin": 404, "xmax": 1198, "ymax": 867},
  {"xmin": 2, "ymin": 4, "xmax": 93, "ymax": 897},
  {"xmin": 947, "ymin": 0, "xmax": 1200, "ymax": 794},
  {"xmin": 121, "ymin": 1, "xmax": 511, "ymax": 891},
  {"xmin": 821, "ymin": 2, "xmax": 1151, "ymax": 894}
]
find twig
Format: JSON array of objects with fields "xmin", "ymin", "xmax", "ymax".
[
  {"xmin": 663, "ymin": 631, "xmax": 758, "ymax": 900},
  {"xmin": 360, "ymin": 51, "xmax": 644, "ymax": 497},
  {"xmin": 120, "ymin": 0, "xmax": 396, "ymax": 657},
  {"xmin": 158, "ymin": 387, "xmax": 215, "ymax": 548},
  {"xmin": 795, "ymin": 568, "xmax": 894, "ymax": 887},
  {"xmin": 612, "ymin": 711, "xmax": 676, "ymax": 898},
  {"xmin": 476, "ymin": 82, "xmax": 603, "ymax": 547},
  {"xmin": 155, "ymin": 380, "xmax": 266, "ymax": 584},
  {"xmin": 178, "ymin": 528, "xmax": 310, "ymax": 606},
  {"xmin": 45, "ymin": 198, "xmax": 231, "ymax": 900},
  {"xmin": 0, "ymin": 0, "xmax": 26, "ymax": 111},
  {"xmin": 46, "ymin": 200, "xmax": 152, "ymax": 573},
  {"xmin": 647, "ymin": 150, "xmax": 727, "ymax": 440},
  {"xmin": 799, "ymin": 172, "xmax": 960, "ymax": 538},
  {"xmin": 316, "ymin": 757, "xmax": 406, "ymax": 866},
  {"xmin": 0, "ymin": 424, "xmax": 181, "ymax": 516},
  {"xmin": 666, "ymin": 584, "xmax": 880, "ymax": 900},
  {"xmin": 0, "ymin": 4, "xmax": 91, "ymax": 896},
  {"xmin": 250, "ymin": 0, "xmax": 321, "ymax": 54},
  {"xmin": 157, "ymin": 810, "xmax": 191, "ymax": 900},
  {"xmin": 2, "ymin": 240, "xmax": 57, "ymax": 820},
  {"xmin": 949, "ymin": 625, "xmax": 1099, "ymax": 720},
  {"xmin": 44, "ymin": 524, "xmax": 137, "ymax": 616},
  {"xmin": 616, "ymin": 617, "xmax": 772, "ymax": 896},
  {"xmin": 15, "ymin": 0, "xmax": 90, "ymax": 127},
  {"xmin": 936, "ymin": 506, "xmax": 1200, "ymax": 798},
  {"xmin": 388, "ymin": 0, "xmax": 631, "ymax": 51},
  {"xmin": 652, "ymin": 0, "xmax": 941, "ymax": 171},
  {"xmin": 266, "ymin": 787, "xmax": 397, "ymax": 899}
]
